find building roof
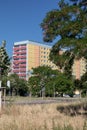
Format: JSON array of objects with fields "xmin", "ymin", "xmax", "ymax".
[{"xmin": 14, "ymin": 40, "xmax": 52, "ymax": 48}]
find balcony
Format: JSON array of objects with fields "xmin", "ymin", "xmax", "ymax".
[
  {"xmin": 18, "ymin": 55, "xmax": 26, "ymax": 59},
  {"xmin": 19, "ymin": 64, "xmax": 26, "ymax": 67},
  {"xmin": 18, "ymin": 60, "xmax": 26, "ymax": 63},
  {"xmin": 13, "ymin": 55, "xmax": 26, "ymax": 59},
  {"xmin": 13, "ymin": 55, "xmax": 18, "ymax": 58},
  {"xmin": 13, "ymin": 66, "xmax": 19, "ymax": 69},
  {"xmin": 19, "ymin": 73, "xmax": 26, "ymax": 76},
  {"xmin": 19, "ymin": 46, "xmax": 26, "ymax": 50},
  {"xmin": 13, "ymin": 69, "xmax": 19, "ymax": 73},
  {"xmin": 13, "ymin": 47, "xmax": 19, "ymax": 51},
  {"xmin": 13, "ymin": 60, "xmax": 19, "ymax": 63},
  {"xmin": 20, "ymin": 68, "xmax": 26, "ymax": 71},
  {"xmin": 19, "ymin": 51, "xmax": 26, "ymax": 55},
  {"xmin": 13, "ymin": 52, "xmax": 20, "ymax": 55},
  {"xmin": 13, "ymin": 59, "xmax": 26, "ymax": 63},
  {"xmin": 13, "ymin": 50, "xmax": 26, "ymax": 55}
]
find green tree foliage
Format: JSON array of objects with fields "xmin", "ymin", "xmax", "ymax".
[
  {"xmin": 8, "ymin": 73, "xmax": 28, "ymax": 96},
  {"xmin": 8, "ymin": 73, "xmax": 19, "ymax": 95},
  {"xmin": 41, "ymin": 0, "xmax": 87, "ymax": 78},
  {"xmin": 80, "ymin": 72, "xmax": 87, "ymax": 96},
  {"xmin": 18, "ymin": 79, "xmax": 29, "ymax": 96},
  {"xmin": 74, "ymin": 72, "xmax": 87, "ymax": 97},
  {"xmin": 0, "ymin": 40, "xmax": 10, "ymax": 78},
  {"xmin": 32, "ymin": 65, "xmax": 58, "ymax": 76},
  {"xmin": 46, "ymin": 73, "xmax": 74, "ymax": 97},
  {"xmin": 28, "ymin": 76, "xmax": 41, "ymax": 96},
  {"xmin": 28, "ymin": 66, "xmax": 59, "ymax": 96},
  {"xmin": 28, "ymin": 65, "xmax": 74, "ymax": 97}
]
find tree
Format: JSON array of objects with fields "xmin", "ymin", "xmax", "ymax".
[
  {"xmin": 80, "ymin": 72, "xmax": 87, "ymax": 96},
  {"xmin": 18, "ymin": 79, "xmax": 29, "ymax": 96},
  {"xmin": 41, "ymin": 0, "xmax": 87, "ymax": 78},
  {"xmin": 28, "ymin": 65, "xmax": 74, "ymax": 97},
  {"xmin": 0, "ymin": 40, "xmax": 10, "ymax": 78},
  {"xmin": 28, "ymin": 65, "xmax": 59, "ymax": 97},
  {"xmin": 46, "ymin": 73, "xmax": 74, "ymax": 97},
  {"xmin": 8, "ymin": 73, "xmax": 19, "ymax": 96},
  {"xmin": 28, "ymin": 76, "xmax": 41, "ymax": 96},
  {"xmin": 8, "ymin": 73, "xmax": 28, "ymax": 96}
]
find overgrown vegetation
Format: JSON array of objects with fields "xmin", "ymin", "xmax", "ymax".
[{"xmin": 0, "ymin": 102, "xmax": 87, "ymax": 130}]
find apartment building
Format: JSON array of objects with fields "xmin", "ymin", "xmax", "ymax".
[
  {"xmin": 12, "ymin": 40, "xmax": 58, "ymax": 80},
  {"xmin": 59, "ymin": 50, "xmax": 86, "ymax": 79},
  {"xmin": 72, "ymin": 58, "xmax": 86, "ymax": 79}
]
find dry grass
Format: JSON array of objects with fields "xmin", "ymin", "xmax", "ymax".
[{"xmin": 0, "ymin": 102, "xmax": 86, "ymax": 130}]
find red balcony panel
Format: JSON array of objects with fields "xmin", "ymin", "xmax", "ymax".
[
  {"xmin": 13, "ymin": 52, "xmax": 20, "ymax": 55},
  {"xmin": 16, "ymin": 55, "xmax": 26, "ymax": 59},
  {"xmin": 13, "ymin": 64, "xmax": 19, "ymax": 67},
  {"xmin": 13, "ymin": 66, "xmax": 19, "ymax": 69},
  {"xmin": 13, "ymin": 51, "xmax": 26, "ymax": 55},
  {"xmin": 19, "ymin": 64, "xmax": 26, "ymax": 67},
  {"xmin": 19, "ymin": 68, "xmax": 26, "ymax": 71},
  {"xmin": 20, "ymin": 46, "xmax": 26, "ymax": 50},
  {"xmin": 13, "ymin": 47, "xmax": 19, "ymax": 51},
  {"xmin": 19, "ymin": 55, "xmax": 26, "ymax": 58},
  {"xmin": 13, "ymin": 70, "xmax": 19, "ymax": 73},
  {"xmin": 19, "ymin": 51, "xmax": 26, "ymax": 54},
  {"xmin": 18, "ymin": 60, "xmax": 26, "ymax": 63},
  {"xmin": 13, "ymin": 47, "xmax": 19, "ymax": 50},
  {"xmin": 13, "ymin": 60, "xmax": 19, "ymax": 63},
  {"xmin": 13, "ymin": 55, "xmax": 26, "ymax": 59},
  {"xmin": 13, "ymin": 62, "xmax": 19, "ymax": 65},
  {"xmin": 19, "ymin": 73, "xmax": 26, "ymax": 76},
  {"xmin": 13, "ymin": 55, "xmax": 17, "ymax": 58}
]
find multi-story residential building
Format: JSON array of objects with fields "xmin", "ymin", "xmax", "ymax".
[
  {"xmin": 59, "ymin": 50, "xmax": 86, "ymax": 79},
  {"xmin": 12, "ymin": 40, "xmax": 58, "ymax": 80},
  {"xmin": 12, "ymin": 40, "xmax": 86, "ymax": 80},
  {"xmin": 72, "ymin": 58, "xmax": 86, "ymax": 79}
]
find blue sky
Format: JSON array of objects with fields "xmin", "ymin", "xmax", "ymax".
[{"xmin": 0, "ymin": 0, "xmax": 59, "ymax": 57}]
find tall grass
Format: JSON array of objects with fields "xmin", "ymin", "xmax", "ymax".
[{"xmin": 0, "ymin": 102, "xmax": 86, "ymax": 130}]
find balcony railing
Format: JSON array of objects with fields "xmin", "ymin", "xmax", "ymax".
[
  {"xmin": 13, "ymin": 47, "xmax": 19, "ymax": 51},
  {"xmin": 19, "ymin": 73, "xmax": 26, "ymax": 76},
  {"xmin": 13, "ymin": 66, "xmax": 19, "ymax": 69},
  {"xmin": 19, "ymin": 68, "xmax": 26, "ymax": 71},
  {"xmin": 13, "ymin": 59, "xmax": 26, "ymax": 63},
  {"xmin": 13, "ymin": 50, "xmax": 26, "ymax": 55},
  {"xmin": 13, "ymin": 69, "xmax": 19, "ymax": 73},
  {"xmin": 19, "ymin": 46, "xmax": 26, "ymax": 50},
  {"xmin": 19, "ymin": 64, "xmax": 26, "ymax": 67}
]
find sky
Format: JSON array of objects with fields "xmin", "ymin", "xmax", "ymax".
[{"xmin": 0, "ymin": 0, "xmax": 59, "ymax": 57}]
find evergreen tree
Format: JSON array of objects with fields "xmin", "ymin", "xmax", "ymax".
[{"xmin": 0, "ymin": 40, "xmax": 10, "ymax": 78}]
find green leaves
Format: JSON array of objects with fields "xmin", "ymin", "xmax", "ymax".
[
  {"xmin": 8, "ymin": 73, "xmax": 29, "ymax": 96},
  {"xmin": 28, "ymin": 66, "xmax": 74, "ymax": 97},
  {"xmin": 41, "ymin": 0, "xmax": 87, "ymax": 79}
]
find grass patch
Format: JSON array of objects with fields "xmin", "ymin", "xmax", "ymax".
[{"xmin": 0, "ymin": 101, "xmax": 87, "ymax": 130}]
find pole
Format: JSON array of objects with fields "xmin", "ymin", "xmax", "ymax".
[{"xmin": 3, "ymin": 88, "xmax": 6, "ymax": 107}]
